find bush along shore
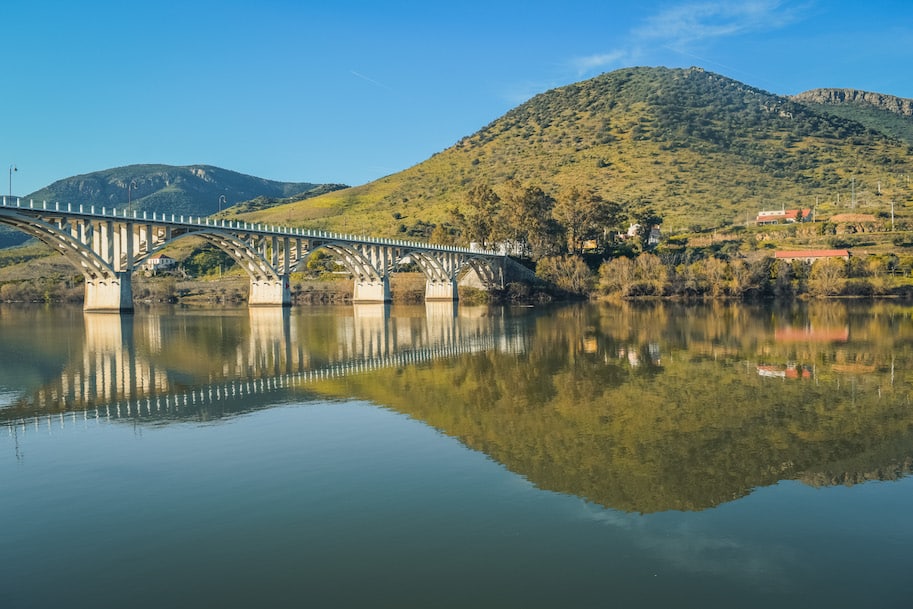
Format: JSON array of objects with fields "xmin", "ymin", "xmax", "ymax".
[{"xmin": 532, "ymin": 252, "xmax": 913, "ymax": 300}]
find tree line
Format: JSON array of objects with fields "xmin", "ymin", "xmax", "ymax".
[
  {"xmin": 435, "ymin": 180, "xmax": 913, "ymax": 300},
  {"xmin": 542, "ymin": 252, "xmax": 912, "ymax": 300},
  {"xmin": 442, "ymin": 179, "xmax": 661, "ymax": 257}
]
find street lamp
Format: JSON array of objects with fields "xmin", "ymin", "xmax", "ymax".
[
  {"xmin": 8, "ymin": 164, "xmax": 16, "ymax": 198},
  {"xmin": 128, "ymin": 180, "xmax": 137, "ymax": 206},
  {"xmin": 219, "ymin": 195, "xmax": 226, "ymax": 213}
]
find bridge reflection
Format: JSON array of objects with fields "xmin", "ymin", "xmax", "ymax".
[{"xmin": 2, "ymin": 304, "xmax": 527, "ymax": 429}]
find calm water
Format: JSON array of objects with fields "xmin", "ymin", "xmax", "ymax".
[{"xmin": 2, "ymin": 301, "xmax": 912, "ymax": 608}]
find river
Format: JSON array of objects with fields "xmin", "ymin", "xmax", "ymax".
[{"xmin": 1, "ymin": 301, "xmax": 912, "ymax": 608}]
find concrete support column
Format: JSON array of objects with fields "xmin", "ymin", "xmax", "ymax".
[
  {"xmin": 353, "ymin": 277, "xmax": 391, "ymax": 303},
  {"xmin": 84, "ymin": 272, "xmax": 133, "ymax": 312},
  {"xmin": 249, "ymin": 275, "xmax": 291, "ymax": 307},
  {"xmin": 425, "ymin": 278, "xmax": 459, "ymax": 301}
]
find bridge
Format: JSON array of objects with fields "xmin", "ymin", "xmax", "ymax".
[{"xmin": 0, "ymin": 196, "xmax": 510, "ymax": 311}]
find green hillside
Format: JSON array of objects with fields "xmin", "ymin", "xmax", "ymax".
[{"xmin": 240, "ymin": 66, "xmax": 913, "ymax": 238}]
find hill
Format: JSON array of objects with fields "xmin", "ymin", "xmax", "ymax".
[
  {"xmin": 25, "ymin": 164, "xmax": 345, "ymax": 215},
  {"xmin": 1, "ymin": 164, "xmax": 347, "ymax": 247},
  {"xmin": 239, "ymin": 66, "xmax": 913, "ymax": 238}
]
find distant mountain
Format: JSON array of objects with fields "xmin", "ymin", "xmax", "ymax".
[
  {"xmin": 792, "ymin": 88, "xmax": 913, "ymax": 146},
  {"xmin": 25, "ymin": 164, "xmax": 345, "ymax": 215},
  {"xmin": 1, "ymin": 164, "xmax": 347, "ymax": 247},
  {"xmin": 242, "ymin": 66, "xmax": 913, "ymax": 236}
]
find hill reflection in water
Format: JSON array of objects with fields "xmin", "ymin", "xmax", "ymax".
[
  {"xmin": 315, "ymin": 301, "xmax": 913, "ymax": 513},
  {"xmin": 2, "ymin": 300, "xmax": 912, "ymax": 513}
]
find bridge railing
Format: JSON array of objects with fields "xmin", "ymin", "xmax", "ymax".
[{"xmin": 1, "ymin": 195, "xmax": 500, "ymax": 257}]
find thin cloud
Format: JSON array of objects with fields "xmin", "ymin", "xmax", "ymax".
[
  {"xmin": 570, "ymin": 0, "xmax": 804, "ymax": 76},
  {"xmin": 635, "ymin": 0, "xmax": 798, "ymax": 49},
  {"xmin": 571, "ymin": 50, "xmax": 632, "ymax": 76}
]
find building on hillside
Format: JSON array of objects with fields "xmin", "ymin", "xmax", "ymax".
[
  {"xmin": 625, "ymin": 224, "xmax": 662, "ymax": 246},
  {"xmin": 774, "ymin": 249, "xmax": 850, "ymax": 263},
  {"xmin": 756, "ymin": 208, "xmax": 811, "ymax": 224},
  {"xmin": 142, "ymin": 253, "xmax": 177, "ymax": 272},
  {"xmin": 470, "ymin": 241, "xmax": 528, "ymax": 257}
]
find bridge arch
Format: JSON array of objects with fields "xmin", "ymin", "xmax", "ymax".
[
  {"xmin": 0, "ymin": 209, "xmax": 133, "ymax": 310},
  {"xmin": 400, "ymin": 249, "xmax": 504, "ymax": 301},
  {"xmin": 319, "ymin": 242, "xmax": 391, "ymax": 303},
  {"xmin": 0, "ymin": 210, "xmax": 115, "ymax": 280}
]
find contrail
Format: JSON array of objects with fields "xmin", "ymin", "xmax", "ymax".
[{"xmin": 350, "ymin": 70, "xmax": 391, "ymax": 90}]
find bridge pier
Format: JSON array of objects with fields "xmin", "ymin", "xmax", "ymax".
[
  {"xmin": 425, "ymin": 278, "xmax": 458, "ymax": 301},
  {"xmin": 84, "ymin": 272, "xmax": 133, "ymax": 312},
  {"xmin": 249, "ymin": 275, "xmax": 291, "ymax": 307},
  {"xmin": 353, "ymin": 277, "xmax": 391, "ymax": 303}
]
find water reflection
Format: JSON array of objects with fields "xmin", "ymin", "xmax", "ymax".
[
  {"xmin": 309, "ymin": 301, "xmax": 913, "ymax": 513},
  {"xmin": 2, "ymin": 301, "xmax": 913, "ymax": 514},
  {"xmin": 0, "ymin": 304, "xmax": 521, "ymax": 426}
]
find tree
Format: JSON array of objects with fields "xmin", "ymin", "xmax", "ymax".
[
  {"xmin": 553, "ymin": 186, "xmax": 622, "ymax": 253},
  {"xmin": 597, "ymin": 254, "xmax": 667, "ymax": 297},
  {"xmin": 430, "ymin": 222, "xmax": 458, "ymax": 246},
  {"xmin": 634, "ymin": 253, "xmax": 668, "ymax": 295},
  {"xmin": 808, "ymin": 257, "xmax": 846, "ymax": 296},
  {"xmin": 497, "ymin": 181, "xmax": 561, "ymax": 259},
  {"xmin": 458, "ymin": 183, "xmax": 501, "ymax": 247},
  {"xmin": 696, "ymin": 257, "xmax": 729, "ymax": 298},
  {"xmin": 598, "ymin": 257, "xmax": 635, "ymax": 296},
  {"xmin": 536, "ymin": 255, "xmax": 594, "ymax": 295}
]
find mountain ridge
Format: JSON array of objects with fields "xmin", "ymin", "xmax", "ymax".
[{"xmin": 24, "ymin": 164, "xmax": 347, "ymax": 215}]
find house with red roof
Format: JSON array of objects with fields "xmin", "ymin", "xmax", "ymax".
[
  {"xmin": 142, "ymin": 253, "xmax": 177, "ymax": 272},
  {"xmin": 756, "ymin": 208, "xmax": 811, "ymax": 224}
]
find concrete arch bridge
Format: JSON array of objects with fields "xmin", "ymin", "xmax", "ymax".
[{"xmin": 0, "ymin": 197, "xmax": 510, "ymax": 311}]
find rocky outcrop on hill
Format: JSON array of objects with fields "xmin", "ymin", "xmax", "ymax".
[{"xmin": 793, "ymin": 88, "xmax": 913, "ymax": 117}]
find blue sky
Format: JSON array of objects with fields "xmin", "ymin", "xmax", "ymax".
[{"xmin": 4, "ymin": 0, "xmax": 913, "ymax": 196}]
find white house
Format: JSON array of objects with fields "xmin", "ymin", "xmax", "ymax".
[
  {"xmin": 626, "ymin": 224, "xmax": 662, "ymax": 246},
  {"xmin": 143, "ymin": 253, "xmax": 177, "ymax": 272}
]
